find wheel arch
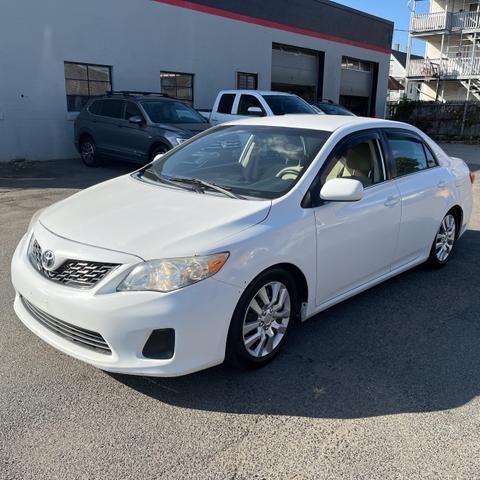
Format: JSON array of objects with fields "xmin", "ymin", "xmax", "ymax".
[
  {"xmin": 148, "ymin": 141, "xmax": 170, "ymax": 161},
  {"xmin": 250, "ymin": 262, "xmax": 309, "ymax": 314},
  {"xmin": 448, "ymin": 204, "xmax": 463, "ymax": 238},
  {"xmin": 78, "ymin": 131, "xmax": 95, "ymax": 144}
]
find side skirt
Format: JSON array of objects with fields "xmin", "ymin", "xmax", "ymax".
[{"xmin": 303, "ymin": 255, "xmax": 428, "ymax": 321}]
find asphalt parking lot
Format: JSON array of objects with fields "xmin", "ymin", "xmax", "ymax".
[{"xmin": 1, "ymin": 146, "xmax": 479, "ymax": 480}]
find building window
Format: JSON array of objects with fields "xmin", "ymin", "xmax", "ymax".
[
  {"xmin": 160, "ymin": 72, "xmax": 194, "ymax": 104},
  {"xmin": 64, "ymin": 62, "xmax": 112, "ymax": 112},
  {"xmin": 341, "ymin": 56, "xmax": 372, "ymax": 72},
  {"xmin": 237, "ymin": 72, "xmax": 258, "ymax": 90}
]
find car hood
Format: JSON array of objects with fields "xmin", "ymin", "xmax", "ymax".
[
  {"xmin": 39, "ymin": 174, "xmax": 271, "ymax": 260},
  {"xmin": 154, "ymin": 123, "xmax": 211, "ymax": 135}
]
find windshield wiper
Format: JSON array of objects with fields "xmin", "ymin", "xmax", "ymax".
[
  {"xmin": 166, "ymin": 177, "xmax": 245, "ymax": 200},
  {"xmin": 140, "ymin": 169, "xmax": 196, "ymax": 192}
]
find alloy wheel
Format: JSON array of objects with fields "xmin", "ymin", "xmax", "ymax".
[
  {"xmin": 81, "ymin": 141, "xmax": 95, "ymax": 165},
  {"xmin": 435, "ymin": 213, "xmax": 456, "ymax": 262},
  {"xmin": 242, "ymin": 281, "xmax": 291, "ymax": 358}
]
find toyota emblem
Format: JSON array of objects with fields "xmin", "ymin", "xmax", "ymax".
[{"xmin": 41, "ymin": 250, "xmax": 56, "ymax": 271}]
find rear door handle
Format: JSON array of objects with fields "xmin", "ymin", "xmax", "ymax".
[
  {"xmin": 437, "ymin": 180, "xmax": 447, "ymax": 188},
  {"xmin": 384, "ymin": 195, "xmax": 400, "ymax": 207}
]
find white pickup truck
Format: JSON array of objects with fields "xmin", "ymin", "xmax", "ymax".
[{"xmin": 198, "ymin": 90, "xmax": 318, "ymax": 125}]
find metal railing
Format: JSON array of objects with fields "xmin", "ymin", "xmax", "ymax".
[
  {"xmin": 411, "ymin": 10, "xmax": 480, "ymax": 33},
  {"xmin": 408, "ymin": 57, "xmax": 480, "ymax": 78},
  {"xmin": 451, "ymin": 11, "xmax": 480, "ymax": 31},
  {"xmin": 408, "ymin": 58, "xmax": 439, "ymax": 77},
  {"xmin": 411, "ymin": 12, "xmax": 449, "ymax": 32}
]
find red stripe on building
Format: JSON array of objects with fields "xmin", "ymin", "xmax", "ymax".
[{"xmin": 152, "ymin": 0, "xmax": 390, "ymax": 55}]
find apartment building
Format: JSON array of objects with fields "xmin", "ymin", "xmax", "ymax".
[
  {"xmin": 407, "ymin": 0, "xmax": 480, "ymax": 102},
  {"xmin": 388, "ymin": 47, "xmax": 424, "ymax": 102}
]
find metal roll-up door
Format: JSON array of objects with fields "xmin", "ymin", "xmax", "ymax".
[
  {"xmin": 340, "ymin": 57, "xmax": 375, "ymax": 116},
  {"xmin": 271, "ymin": 43, "xmax": 322, "ymax": 101}
]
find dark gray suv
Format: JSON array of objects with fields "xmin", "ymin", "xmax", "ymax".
[{"xmin": 74, "ymin": 91, "xmax": 211, "ymax": 166}]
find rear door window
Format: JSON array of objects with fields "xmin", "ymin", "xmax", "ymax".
[
  {"xmin": 385, "ymin": 132, "xmax": 429, "ymax": 177},
  {"xmin": 100, "ymin": 99, "xmax": 124, "ymax": 119},
  {"xmin": 217, "ymin": 94, "xmax": 235, "ymax": 114}
]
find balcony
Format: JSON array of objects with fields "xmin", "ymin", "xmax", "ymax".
[
  {"xmin": 411, "ymin": 10, "xmax": 480, "ymax": 34},
  {"xmin": 451, "ymin": 11, "xmax": 480, "ymax": 31},
  {"xmin": 408, "ymin": 57, "xmax": 480, "ymax": 79},
  {"xmin": 411, "ymin": 12, "xmax": 449, "ymax": 34}
]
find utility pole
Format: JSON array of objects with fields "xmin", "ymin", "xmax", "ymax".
[
  {"xmin": 405, "ymin": 0, "xmax": 417, "ymax": 98},
  {"xmin": 461, "ymin": 79, "xmax": 471, "ymax": 138}
]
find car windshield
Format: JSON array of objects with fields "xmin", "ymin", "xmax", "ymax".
[
  {"xmin": 317, "ymin": 103, "xmax": 355, "ymax": 116},
  {"xmin": 263, "ymin": 95, "xmax": 317, "ymax": 115},
  {"xmin": 141, "ymin": 100, "xmax": 207, "ymax": 124},
  {"xmin": 143, "ymin": 125, "xmax": 330, "ymax": 199}
]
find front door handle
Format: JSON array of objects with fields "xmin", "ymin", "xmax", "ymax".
[
  {"xmin": 437, "ymin": 180, "xmax": 447, "ymax": 188},
  {"xmin": 384, "ymin": 195, "xmax": 400, "ymax": 207}
]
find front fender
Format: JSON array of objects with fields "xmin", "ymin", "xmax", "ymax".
[{"xmin": 213, "ymin": 194, "xmax": 317, "ymax": 317}]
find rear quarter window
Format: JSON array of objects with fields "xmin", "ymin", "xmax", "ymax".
[{"xmin": 424, "ymin": 144, "xmax": 438, "ymax": 168}]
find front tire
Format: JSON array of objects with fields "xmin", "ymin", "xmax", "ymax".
[
  {"xmin": 226, "ymin": 269, "xmax": 298, "ymax": 369},
  {"xmin": 149, "ymin": 144, "xmax": 169, "ymax": 163},
  {"xmin": 80, "ymin": 137, "xmax": 99, "ymax": 167},
  {"xmin": 428, "ymin": 211, "xmax": 457, "ymax": 267}
]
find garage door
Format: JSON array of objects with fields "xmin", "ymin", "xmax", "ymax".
[
  {"xmin": 271, "ymin": 43, "xmax": 321, "ymax": 102},
  {"xmin": 340, "ymin": 57, "xmax": 375, "ymax": 116}
]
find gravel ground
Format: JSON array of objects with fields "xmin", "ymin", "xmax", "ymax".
[{"xmin": 0, "ymin": 146, "xmax": 479, "ymax": 480}]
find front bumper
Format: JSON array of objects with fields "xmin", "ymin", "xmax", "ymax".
[{"xmin": 11, "ymin": 225, "xmax": 242, "ymax": 377}]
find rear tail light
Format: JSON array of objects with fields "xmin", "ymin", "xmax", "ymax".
[{"xmin": 469, "ymin": 171, "xmax": 476, "ymax": 184}]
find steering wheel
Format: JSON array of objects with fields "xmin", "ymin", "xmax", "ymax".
[{"xmin": 275, "ymin": 166, "xmax": 303, "ymax": 180}]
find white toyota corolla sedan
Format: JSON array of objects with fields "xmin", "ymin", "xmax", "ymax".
[{"xmin": 11, "ymin": 115, "xmax": 474, "ymax": 377}]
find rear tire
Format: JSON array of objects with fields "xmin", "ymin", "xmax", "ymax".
[
  {"xmin": 226, "ymin": 269, "xmax": 298, "ymax": 369},
  {"xmin": 427, "ymin": 211, "xmax": 458, "ymax": 268},
  {"xmin": 80, "ymin": 137, "xmax": 99, "ymax": 167}
]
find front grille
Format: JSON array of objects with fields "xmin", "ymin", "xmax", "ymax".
[
  {"xmin": 21, "ymin": 296, "xmax": 112, "ymax": 355},
  {"xmin": 29, "ymin": 237, "xmax": 119, "ymax": 289}
]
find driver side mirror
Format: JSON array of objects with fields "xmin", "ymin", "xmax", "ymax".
[
  {"xmin": 128, "ymin": 115, "xmax": 144, "ymax": 125},
  {"xmin": 247, "ymin": 106, "xmax": 265, "ymax": 117},
  {"xmin": 320, "ymin": 178, "xmax": 364, "ymax": 202}
]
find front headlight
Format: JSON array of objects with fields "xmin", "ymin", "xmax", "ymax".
[
  {"xmin": 165, "ymin": 133, "xmax": 189, "ymax": 146},
  {"xmin": 117, "ymin": 252, "xmax": 229, "ymax": 292}
]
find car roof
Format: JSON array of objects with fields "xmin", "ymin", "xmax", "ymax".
[
  {"xmin": 218, "ymin": 90, "xmax": 297, "ymax": 96},
  {"xmin": 97, "ymin": 93, "xmax": 179, "ymax": 102},
  {"xmin": 223, "ymin": 114, "xmax": 415, "ymax": 133},
  {"xmin": 315, "ymin": 101, "xmax": 342, "ymax": 106}
]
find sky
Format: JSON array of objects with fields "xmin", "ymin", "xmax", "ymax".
[{"xmin": 334, "ymin": 0, "xmax": 428, "ymax": 54}]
